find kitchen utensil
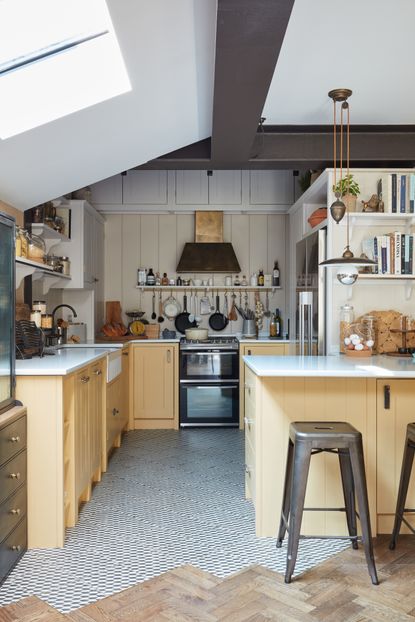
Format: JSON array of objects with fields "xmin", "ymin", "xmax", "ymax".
[
  {"xmin": 185, "ymin": 327, "xmax": 208, "ymax": 341},
  {"xmin": 209, "ymin": 293, "xmax": 229, "ymax": 331},
  {"xmin": 129, "ymin": 320, "xmax": 146, "ymax": 336},
  {"xmin": 157, "ymin": 291, "xmax": 164, "ymax": 323},
  {"xmin": 151, "ymin": 292, "xmax": 157, "ymax": 320},
  {"xmin": 200, "ymin": 290, "xmax": 211, "ymax": 315},
  {"xmin": 175, "ymin": 294, "xmax": 197, "ymax": 334},
  {"xmin": 163, "ymin": 294, "xmax": 181, "ymax": 320},
  {"xmin": 242, "ymin": 319, "xmax": 256, "ymax": 337},
  {"xmin": 188, "ymin": 292, "xmax": 195, "ymax": 323},
  {"xmin": 264, "ymin": 291, "xmax": 271, "ymax": 317},
  {"xmin": 223, "ymin": 292, "xmax": 229, "ymax": 319},
  {"xmin": 228, "ymin": 292, "xmax": 238, "ymax": 321},
  {"xmin": 194, "ymin": 291, "xmax": 202, "ymax": 324}
]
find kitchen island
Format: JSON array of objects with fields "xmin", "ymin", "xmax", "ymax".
[{"xmin": 243, "ymin": 354, "xmax": 415, "ymax": 538}]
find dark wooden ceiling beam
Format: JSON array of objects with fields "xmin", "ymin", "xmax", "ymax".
[
  {"xmin": 138, "ymin": 126, "xmax": 415, "ymax": 170},
  {"xmin": 210, "ymin": 0, "xmax": 295, "ymax": 163}
]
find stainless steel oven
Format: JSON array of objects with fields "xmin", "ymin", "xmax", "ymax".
[{"xmin": 179, "ymin": 337, "xmax": 239, "ymax": 427}]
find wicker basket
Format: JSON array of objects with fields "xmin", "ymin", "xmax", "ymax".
[{"xmin": 144, "ymin": 323, "xmax": 160, "ymax": 339}]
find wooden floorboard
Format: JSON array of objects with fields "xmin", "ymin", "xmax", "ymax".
[{"xmin": 2, "ymin": 536, "xmax": 415, "ymax": 621}]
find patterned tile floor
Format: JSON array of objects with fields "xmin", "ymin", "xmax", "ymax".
[{"xmin": 0, "ymin": 429, "xmax": 349, "ymax": 613}]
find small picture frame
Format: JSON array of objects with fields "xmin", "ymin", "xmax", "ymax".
[{"xmin": 55, "ymin": 207, "xmax": 71, "ymax": 239}]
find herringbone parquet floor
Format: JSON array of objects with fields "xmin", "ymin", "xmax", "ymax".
[{"xmin": 1, "ymin": 535, "xmax": 415, "ymax": 622}]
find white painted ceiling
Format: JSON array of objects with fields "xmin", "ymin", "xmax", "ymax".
[
  {"xmin": 2, "ymin": 0, "xmax": 415, "ymax": 211},
  {"xmin": 263, "ymin": 0, "xmax": 415, "ymax": 125},
  {"xmin": 0, "ymin": 0, "xmax": 217, "ymax": 210}
]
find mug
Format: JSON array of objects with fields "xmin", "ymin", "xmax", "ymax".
[{"xmin": 225, "ymin": 276, "xmax": 232, "ymax": 287}]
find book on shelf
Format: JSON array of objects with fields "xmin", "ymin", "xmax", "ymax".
[
  {"xmin": 361, "ymin": 232, "xmax": 415, "ymax": 275},
  {"xmin": 379, "ymin": 173, "xmax": 415, "ymax": 213}
]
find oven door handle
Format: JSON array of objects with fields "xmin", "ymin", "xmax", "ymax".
[
  {"xmin": 190, "ymin": 385, "xmax": 239, "ymax": 390},
  {"xmin": 180, "ymin": 351, "xmax": 237, "ymax": 356}
]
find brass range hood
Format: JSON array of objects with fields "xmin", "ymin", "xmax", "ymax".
[{"xmin": 176, "ymin": 211, "xmax": 241, "ymax": 273}]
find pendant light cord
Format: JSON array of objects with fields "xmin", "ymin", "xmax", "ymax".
[{"xmin": 333, "ymin": 99, "xmax": 337, "ymax": 189}]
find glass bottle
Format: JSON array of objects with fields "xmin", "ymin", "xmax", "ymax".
[
  {"xmin": 176, "ymin": 275, "xmax": 182, "ymax": 286},
  {"xmin": 241, "ymin": 275, "xmax": 247, "ymax": 287},
  {"xmin": 155, "ymin": 271, "xmax": 161, "ymax": 286},
  {"xmin": 274, "ymin": 308, "xmax": 282, "ymax": 338},
  {"xmin": 272, "ymin": 261, "xmax": 280, "ymax": 287},
  {"xmin": 258, "ymin": 269, "xmax": 264, "ymax": 286},
  {"xmin": 269, "ymin": 315, "xmax": 277, "ymax": 338},
  {"xmin": 161, "ymin": 272, "xmax": 169, "ymax": 286},
  {"xmin": 234, "ymin": 274, "xmax": 240, "ymax": 287},
  {"xmin": 250, "ymin": 273, "xmax": 257, "ymax": 286},
  {"xmin": 146, "ymin": 268, "xmax": 155, "ymax": 286}
]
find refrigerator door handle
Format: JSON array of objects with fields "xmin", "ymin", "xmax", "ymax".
[{"xmin": 299, "ymin": 291, "xmax": 313, "ymax": 356}]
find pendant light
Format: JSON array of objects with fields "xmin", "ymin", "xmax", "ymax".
[{"xmin": 320, "ymin": 89, "xmax": 376, "ymax": 284}]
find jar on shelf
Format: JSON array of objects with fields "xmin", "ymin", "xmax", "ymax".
[
  {"xmin": 15, "ymin": 227, "xmax": 22, "ymax": 257},
  {"xmin": 343, "ymin": 321, "xmax": 373, "ymax": 357},
  {"xmin": 339, "ymin": 304, "xmax": 354, "ymax": 353},
  {"xmin": 41, "ymin": 314, "xmax": 53, "ymax": 330},
  {"xmin": 59, "ymin": 257, "xmax": 70, "ymax": 276},
  {"xmin": 361, "ymin": 315, "xmax": 376, "ymax": 352},
  {"xmin": 19, "ymin": 228, "xmax": 29, "ymax": 258},
  {"xmin": 28, "ymin": 233, "xmax": 46, "ymax": 263},
  {"xmin": 32, "ymin": 300, "xmax": 47, "ymax": 314}
]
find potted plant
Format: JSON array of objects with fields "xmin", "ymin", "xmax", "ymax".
[{"xmin": 332, "ymin": 174, "xmax": 360, "ymax": 212}]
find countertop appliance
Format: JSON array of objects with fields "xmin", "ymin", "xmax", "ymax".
[
  {"xmin": 296, "ymin": 228, "xmax": 326, "ymax": 355},
  {"xmin": 179, "ymin": 336, "xmax": 239, "ymax": 427},
  {"xmin": 0, "ymin": 212, "xmax": 16, "ymax": 414}
]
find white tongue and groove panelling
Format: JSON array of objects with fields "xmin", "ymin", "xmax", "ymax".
[{"xmin": 104, "ymin": 212, "xmax": 287, "ymax": 333}]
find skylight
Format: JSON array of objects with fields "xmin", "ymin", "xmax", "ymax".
[{"xmin": 0, "ymin": 0, "xmax": 131, "ymax": 139}]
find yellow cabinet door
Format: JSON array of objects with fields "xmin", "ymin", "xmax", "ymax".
[
  {"xmin": 133, "ymin": 345, "xmax": 175, "ymax": 421},
  {"xmin": 74, "ymin": 370, "xmax": 90, "ymax": 502},
  {"xmin": 89, "ymin": 362, "xmax": 103, "ymax": 477},
  {"xmin": 377, "ymin": 379, "xmax": 415, "ymax": 534}
]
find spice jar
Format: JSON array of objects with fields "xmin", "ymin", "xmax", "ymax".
[
  {"xmin": 32, "ymin": 300, "xmax": 47, "ymax": 314},
  {"xmin": 41, "ymin": 314, "xmax": 53, "ymax": 329},
  {"xmin": 59, "ymin": 257, "xmax": 70, "ymax": 276}
]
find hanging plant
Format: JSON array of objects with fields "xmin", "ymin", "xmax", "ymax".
[{"xmin": 332, "ymin": 174, "xmax": 360, "ymax": 197}]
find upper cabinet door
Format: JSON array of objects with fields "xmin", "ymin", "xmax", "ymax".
[
  {"xmin": 175, "ymin": 171, "xmax": 209, "ymax": 205},
  {"xmin": 250, "ymin": 171, "xmax": 293, "ymax": 205},
  {"xmin": 123, "ymin": 171, "xmax": 168, "ymax": 205},
  {"xmin": 208, "ymin": 170, "xmax": 242, "ymax": 205},
  {"xmin": 90, "ymin": 176, "xmax": 122, "ymax": 205}
]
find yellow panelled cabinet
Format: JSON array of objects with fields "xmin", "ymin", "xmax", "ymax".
[
  {"xmin": 105, "ymin": 375, "xmax": 123, "ymax": 456},
  {"xmin": 239, "ymin": 343, "xmax": 289, "ymax": 429},
  {"xmin": 122, "ymin": 346, "xmax": 131, "ymax": 430},
  {"xmin": 74, "ymin": 370, "xmax": 91, "ymax": 505},
  {"xmin": 377, "ymin": 379, "xmax": 415, "ymax": 534},
  {"xmin": 132, "ymin": 344, "xmax": 179, "ymax": 429},
  {"xmin": 89, "ymin": 362, "xmax": 103, "ymax": 479},
  {"xmin": 244, "ymin": 368, "xmax": 377, "ymax": 538}
]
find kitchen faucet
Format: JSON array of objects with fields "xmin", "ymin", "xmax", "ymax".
[{"xmin": 51, "ymin": 304, "xmax": 78, "ymax": 344}]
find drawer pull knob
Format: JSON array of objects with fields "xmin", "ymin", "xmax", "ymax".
[
  {"xmin": 94, "ymin": 370, "xmax": 102, "ymax": 376},
  {"xmin": 244, "ymin": 417, "xmax": 253, "ymax": 427},
  {"xmin": 112, "ymin": 408, "xmax": 119, "ymax": 416},
  {"xmin": 10, "ymin": 545, "xmax": 21, "ymax": 552},
  {"xmin": 10, "ymin": 436, "xmax": 20, "ymax": 443},
  {"xmin": 9, "ymin": 472, "xmax": 20, "ymax": 480},
  {"xmin": 10, "ymin": 508, "xmax": 21, "ymax": 515},
  {"xmin": 81, "ymin": 376, "xmax": 90, "ymax": 383},
  {"xmin": 245, "ymin": 464, "xmax": 252, "ymax": 474}
]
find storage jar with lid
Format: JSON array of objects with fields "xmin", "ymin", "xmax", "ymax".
[
  {"xmin": 59, "ymin": 257, "xmax": 70, "ymax": 276},
  {"xmin": 33, "ymin": 300, "xmax": 46, "ymax": 314},
  {"xmin": 28, "ymin": 233, "xmax": 46, "ymax": 263},
  {"xmin": 339, "ymin": 304, "xmax": 354, "ymax": 353},
  {"xmin": 30, "ymin": 310, "xmax": 41, "ymax": 328},
  {"xmin": 19, "ymin": 228, "xmax": 29, "ymax": 258},
  {"xmin": 46, "ymin": 255, "xmax": 62, "ymax": 272},
  {"xmin": 41, "ymin": 314, "xmax": 53, "ymax": 329}
]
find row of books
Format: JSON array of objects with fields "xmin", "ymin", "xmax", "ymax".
[
  {"xmin": 379, "ymin": 174, "xmax": 415, "ymax": 213},
  {"xmin": 362, "ymin": 233, "xmax": 415, "ymax": 275}
]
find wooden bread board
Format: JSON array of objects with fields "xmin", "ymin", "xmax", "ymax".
[{"xmin": 96, "ymin": 334, "xmax": 148, "ymax": 342}]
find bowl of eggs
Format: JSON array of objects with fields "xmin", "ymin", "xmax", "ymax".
[{"xmin": 344, "ymin": 332, "xmax": 374, "ymax": 357}]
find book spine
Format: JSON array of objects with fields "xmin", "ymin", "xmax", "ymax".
[
  {"xmin": 410, "ymin": 235, "xmax": 413, "ymax": 275},
  {"xmin": 386, "ymin": 175, "xmax": 392, "ymax": 213},
  {"xmin": 386, "ymin": 235, "xmax": 391, "ymax": 274},
  {"xmin": 401, "ymin": 233, "xmax": 406, "ymax": 274},
  {"xmin": 381, "ymin": 236, "xmax": 387, "ymax": 274},
  {"xmin": 410, "ymin": 174, "xmax": 415, "ymax": 214},
  {"xmin": 395, "ymin": 232, "xmax": 401, "ymax": 275},
  {"xmin": 373, "ymin": 237, "xmax": 379, "ymax": 274},
  {"xmin": 405, "ymin": 233, "xmax": 410, "ymax": 274},
  {"xmin": 390, "ymin": 234, "xmax": 395, "ymax": 274},
  {"xmin": 400, "ymin": 174, "xmax": 406, "ymax": 213},
  {"xmin": 391, "ymin": 174, "xmax": 397, "ymax": 213}
]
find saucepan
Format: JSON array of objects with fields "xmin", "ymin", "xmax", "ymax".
[{"xmin": 185, "ymin": 327, "xmax": 208, "ymax": 341}]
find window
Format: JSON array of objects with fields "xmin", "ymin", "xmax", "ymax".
[{"xmin": 0, "ymin": 0, "xmax": 131, "ymax": 139}]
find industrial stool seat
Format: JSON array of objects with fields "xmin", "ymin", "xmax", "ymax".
[
  {"xmin": 277, "ymin": 421, "xmax": 378, "ymax": 585},
  {"xmin": 390, "ymin": 422, "xmax": 415, "ymax": 550}
]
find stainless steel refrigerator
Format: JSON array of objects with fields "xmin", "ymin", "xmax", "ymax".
[
  {"xmin": 296, "ymin": 228, "xmax": 326, "ymax": 355},
  {"xmin": 0, "ymin": 212, "xmax": 15, "ymax": 414}
]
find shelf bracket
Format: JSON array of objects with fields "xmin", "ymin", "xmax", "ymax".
[{"xmin": 405, "ymin": 281, "xmax": 413, "ymax": 301}]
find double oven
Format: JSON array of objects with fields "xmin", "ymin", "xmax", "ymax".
[{"xmin": 179, "ymin": 337, "xmax": 239, "ymax": 427}]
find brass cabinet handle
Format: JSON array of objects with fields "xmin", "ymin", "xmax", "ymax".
[
  {"xmin": 122, "ymin": 352, "xmax": 129, "ymax": 356},
  {"xmin": 112, "ymin": 408, "xmax": 119, "ymax": 416},
  {"xmin": 167, "ymin": 349, "xmax": 171, "ymax": 363},
  {"xmin": 81, "ymin": 376, "xmax": 90, "ymax": 383},
  {"xmin": 10, "ymin": 508, "xmax": 21, "ymax": 515},
  {"xmin": 94, "ymin": 370, "xmax": 102, "ymax": 376},
  {"xmin": 10, "ymin": 436, "xmax": 20, "ymax": 443},
  {"xmin": 10, "ymin": 472, "xmax": 20, "ymax": 480},
  {"xmin": 384, "ymin": 384, "xmax": 391, "ymax": 409},
  {"xmin": 247, "ymin": 349, "xmax": 252, "ymax": 355},
  {"xmin": 10, "ymin": 545, "xmax": 21, "ymax": 552}
]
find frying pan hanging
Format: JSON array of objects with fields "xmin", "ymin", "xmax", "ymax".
[
  {"xmin": 175, "ymin": 294, "xmax": 197, "ymax": 334},
  {"xmin": 209, "ymin": 293, "xmax": 229, "ymax": 331}
]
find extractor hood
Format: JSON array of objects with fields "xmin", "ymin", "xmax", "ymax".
[{"xmin": 176, "ymin": 212, "xmax": 241, "ymax": 273}]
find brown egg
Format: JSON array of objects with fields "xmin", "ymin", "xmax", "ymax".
[
  {"xmin": 347, "ymin": 344, "xmax": 355, "ymax": 350},
  {"xmin": 363, "ymin": 345, "xmax": 370, "ymax": 350}
]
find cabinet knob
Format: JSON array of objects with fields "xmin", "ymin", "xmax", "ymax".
[
  {"xmin": 247, "ymin": 349, "xmax": 252, "ymax": 355},
  {"xmin": 244, "ymin": 417, "xmax": 253, "ymax": 427},
  {"xmin": 245, "ymin": 464, "xmax": 252, "ymax": 475},
  {"xmin": 9, "ymin": 472, "xmax": 20, "ymax": 480},
  {"xmin": 112, "ymin": 408, "xmax": 119, "ymax": 416},
  {"xmin": 94, "ymin": 370, "xmax": 102, "ymax": 376},
  {"xmin": 167, "ymin": 349, "xmax": 171, "ymax": 363},
  {"xmin": 10, "ymin": 508, "xmax": 21, "ymax": 515},
  {"xmin": 10, "ymin": 545, "xmax": 21, "ymax": 552},
  {"xmin": 93, "ymin": 277, "xmax": 99, "ymax": 283},
  {"xmin": 81, "ymin": 376, "xmax": 90, "ymax": 383},
  {"xmin": 10, "ymin": 436, "xmax": 20, "ymax": 443}
]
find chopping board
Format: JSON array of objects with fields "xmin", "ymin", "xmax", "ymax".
[{"xmin": 96, "ymin": 334, "xmax": 147, "ymax": 342}]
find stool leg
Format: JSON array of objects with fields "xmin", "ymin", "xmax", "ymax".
[
  {"xmin": 338, "ymin": 448, "xmax": 358, "ymax": 550},
  {"xmin": 285, "ymin": 440, "xmax": 311, "ymax": 584},
  {"xmin": 390, "ymin": 438, "xmax": 415, "ymax": 550},
  {"xmin": 349, "ymin": 441, "xmax": 379, "ymax": 586},
  {"xmin": 277, "ymin": 439, "xmax": 294, "ymax": 548}
]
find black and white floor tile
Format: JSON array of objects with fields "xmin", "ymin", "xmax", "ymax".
[{"xmin": 0, "ymin": 429, "xmax": 350, "ymax": 613}]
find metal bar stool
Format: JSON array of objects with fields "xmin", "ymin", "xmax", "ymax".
[
  {"xmin": 276, "ymin": 421, "xmax": 378, "ymax": 585},
  {"xmin": 390, "ymin": 422, "xmax": 415, "ymax": 550}
]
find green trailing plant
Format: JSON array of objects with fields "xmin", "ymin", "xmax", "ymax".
[{"xmin": 332, "ymin": 174, "xmax": 360, "ymax": 197}]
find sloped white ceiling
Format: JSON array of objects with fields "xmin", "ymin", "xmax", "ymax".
[
  {"xmin": 0, "ymin": 0, "xmax": 217, "ymax": 210},
  {"xmin": 263, "ymin": 0, "xmax": 415, "ymax": 125}
]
